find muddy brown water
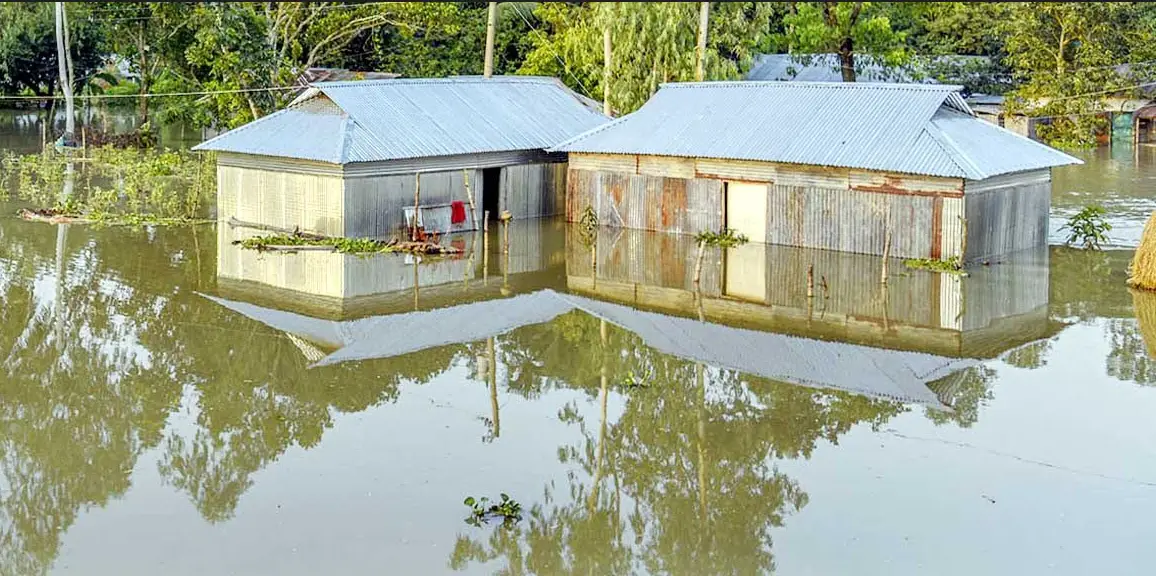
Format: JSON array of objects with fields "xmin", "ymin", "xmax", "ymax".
[{"xmin": 0, "ymin": 119, "xmax": 1153, "ymax": 575}]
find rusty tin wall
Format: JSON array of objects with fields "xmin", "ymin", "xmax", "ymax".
[{"xmin": 962, "ymin": 169, "xmax": 1051, "ymax": 263}]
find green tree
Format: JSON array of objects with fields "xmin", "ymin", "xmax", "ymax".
[
  {"xmin": 520, "ymin": 2, "xmax": 772, "ymax": 114},
  {"xmin": 781, "ymin": 2, "xmax": 911, "ymax": 82},
  {"xmin": 1002, "ymin": 2, "xmax": 1152, "ymax": 147},
  {"xmin": 0, "ymin": 3, "xmax": 105, "ymax": 97}
]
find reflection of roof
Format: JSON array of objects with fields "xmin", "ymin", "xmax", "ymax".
[
  {"xmin": 552, "ymin": 81, "xmax": 1080, "ymax": 180},
  {"xmin": 204, "ymin": 290, "xmax": 974, "ymax": 408},
  {"xmin": 193, "ymin": 77, "xmax": 608, "ymax": 163}
]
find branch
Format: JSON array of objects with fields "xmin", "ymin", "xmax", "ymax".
[
  {"xmin": 822, "ymin": 2, "xmax": 838, "ymax": 28},
  {"xmin": 304, "ymin": 13, "xmax": 419, "ymax": 71},
  {"xmin": 848, "ymin": 2, "xmax": 863, "ymax": 27}
]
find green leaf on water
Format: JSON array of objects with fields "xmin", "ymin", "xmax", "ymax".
[{"xmin": 464, "ymin": 496, "xmax": 475, "ymax": 507}]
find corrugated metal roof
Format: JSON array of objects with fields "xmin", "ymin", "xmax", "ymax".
[
  {"xmin": 193, "ymin": 76, "xmax": 608, "ymax": 164},
  {"xmin": 552, "ymin": 81, "xmax": 1081, "ymax": 180}
]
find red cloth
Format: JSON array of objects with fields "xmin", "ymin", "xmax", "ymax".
[{"xmin": 450, "ymin": 201, "xmax": 467, "ymax": 224}]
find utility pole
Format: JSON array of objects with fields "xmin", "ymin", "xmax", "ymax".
[
  {"xmin": 483, "ymin": 2, "xmax": 497, "ymax": 78},
  {"xmin": 54, "ymin": 1, "xmax": 75, "ymax": 143},
  {"xmin": 695, "ymin": 2, "xmax": 710, "ymax": 82},
  {"xmin": 603, "ymin": 18, "xmax": 612, "ymax": 115}
]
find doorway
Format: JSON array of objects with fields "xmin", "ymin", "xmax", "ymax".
[{"xmin": 482, "ymin": 167, "xmax": 501, "ymax": 219}]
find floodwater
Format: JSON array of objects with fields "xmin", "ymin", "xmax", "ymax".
[{"xmin": 0, "ymin": 122, "xmax": 1154, "ymax": 575}]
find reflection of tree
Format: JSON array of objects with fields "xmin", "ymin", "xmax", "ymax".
[
  {"xmin": 1105, "ymin": 319, "xmax": 1156, "ymax": 386},
  {"xmin": 1049, "ymin": 247, "xmax": 1134, "ymax": 321},
  {"xmin": 451, "ymin": 311, "xmax": 909, "ymax": 575},
  {"xmin": 1003, "ymin": 339, "xmax": 1053, "ymax": 370},
  {"xmin": 0, "ymin": 219, "xmax": 188, "ymax": 575},
  {"xmin": 926, "ymin": 366, "xmax": 997, "ymax": 428}
]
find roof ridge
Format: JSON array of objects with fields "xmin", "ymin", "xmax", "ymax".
[
  {"xmin": 662, "ymin": 80, "xmax": 964, "ymax": 92},
  {"xmin": 921, "ymin": 109, "xmax": 987, "ymax": 179},
  {"xmin": 313, "ymin": 75, "xmax": 559, "ymax": 88}
]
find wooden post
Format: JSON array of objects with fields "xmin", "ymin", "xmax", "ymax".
[
  {"xmin": 483, "ymin": 2, "xmax": 497, "ymax": 78},
  {"xmin": 695, "ymin": 2, "xmax": 710, "ymax": 82},
  {"xmin": 806, "ymin": 264, "xmax": 814, "ymax": 298},
  {"xmin": 463, "ymin": 169, "xmax": 478, "ymax": 230},
  {"xmin": 488, "ymin": 336, "xmax": 499, "ymax": 439},
  {"xmin": 881, "ymin": 227, "xmax": 892, "ymax": 284},
  {"xmin": 412, "ymin": 173, "xmax": 421, "ymax": 241},
  {"xmin": 503, "ymin": 218, "xmax": 510, "ymax": 255},
  {"xmin": 483, "ymin": 210, "xmax": 490, "ymax": 285},
  {"xmin": 603, "ymin": 20, "xmax": 612, "ymax": 116}
]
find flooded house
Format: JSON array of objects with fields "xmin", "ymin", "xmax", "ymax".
[
  {"xmin": 193, "ymin": 77, "xmax": 608, "ymax": 238},
  {"xmin": 554, "ymin": 81, "xmax": 1081, "ymax": 263}
]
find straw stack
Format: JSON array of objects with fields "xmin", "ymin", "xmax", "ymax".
[
  {"xmin": 1128, "ymin": 210, "xmax": 1156, "ymax": 290},
  {"xmin": 1131, "ymin": 289, "xmax": 1156, "ymax": 358}
]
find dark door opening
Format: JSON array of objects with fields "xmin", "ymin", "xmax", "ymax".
[{"xmin": 482, "ymin": 168, "xmax": 501, "ymax": 219}]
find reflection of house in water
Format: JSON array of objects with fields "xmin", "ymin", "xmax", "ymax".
[
  {"xmin": 566, "ymin": 228, "xmax": 1057, "ymax": 359},
  {"xmin": 215, "ymin": 219, "xmax": 565, "ymax": 318}
]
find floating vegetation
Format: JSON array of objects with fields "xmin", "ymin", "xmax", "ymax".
[
  {"xmin": 463, "ymin": 494, "xmax": 523, "ymax": 527},
  {"xmin": 235, "ymin": 232, "xmax": 463, "ymax": 256},
  {"xmin": 1061, "ymin": 205, "xmax": 1112, "ymax": 250},
  {"xmin": 1, "ymin": 146, "xmax": 215, "ymax": 225},
  {"xmin": 694, "ymin": 228, "xmax": 749, "ymax": 249},
  {"xmin": 904, "ymin": 256, "xmax": 966, "ymax": 275},
  {"xmin": 622, "ymin": 370, "xmax": 652, "ymax": 389}
]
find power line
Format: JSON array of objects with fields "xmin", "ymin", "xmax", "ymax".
[
  {"xmin": 0, "ymin": 86, "xmax": 300, "ymax": 101},
  {"xmin": 509, "ymin": 3, "xmax": 595, "ymax": 101}
]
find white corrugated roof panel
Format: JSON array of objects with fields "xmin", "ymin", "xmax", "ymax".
[
  {"xmin": 193, "ymin": 76, "xmax": 608, "ymax": 164},
  {"xmin": 552, "ymin": 81, "xmax": 1081, "ymax": 180}
]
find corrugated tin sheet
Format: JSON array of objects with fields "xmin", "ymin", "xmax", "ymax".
[
  {"xmin": 195, "ymin": 97, "xmax": 350, "ymax": 163},
  {"xmin": 553, "ymin": 81, "xmax": 1082, "ymax": 180},
  {"xmin": 195, "ymin": 77, "xmax": 608, "ymax": 164}
]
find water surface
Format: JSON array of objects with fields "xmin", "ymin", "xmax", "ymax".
[{"xmin": 0, "ymin": 126, "xmax": 1153, "ymax": 575}]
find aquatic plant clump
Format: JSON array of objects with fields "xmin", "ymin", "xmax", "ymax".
[
  {"xmin": 1061, "ymin": 205, "xmax": 1112, "ymax": 250},
  {"xmin": 903, "ymin": 256, "xmax": 966, "ymax": 275},
  {"xmin": 0, "ymin": 146, "xmax": 215, "ymax": 224},
  {"xmin": 463, "ymin": 494, "xmax": 523, "ymax": 527},
  {"xmin": 235, "ymin": 233, "xmax": 463, "ymax": 256}
]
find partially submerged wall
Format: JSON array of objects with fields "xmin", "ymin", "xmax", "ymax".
[
  {"xmin": 566, "ymin": 153, "xmax": 965, "ymax": 260},
  {"xmin": 963, "ymin": 169, "xmax": 1051, "ymax": 263},
  {"xmin": 218, "ymin": 155, "xmax": 345, "ymax": 237}
]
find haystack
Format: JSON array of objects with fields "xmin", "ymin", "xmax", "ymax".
[
  {"xmin": 1128, "ymin": 210, "xmax": 1156, "ymax": 290},
  {"xmin": 1131, "ymin": 289, "xmax": 1156, "ymax": 359}
]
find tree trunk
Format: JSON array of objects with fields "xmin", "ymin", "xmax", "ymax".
[
  {"xmin": 838, "ymin": 37, "xmax": 856, "ymax": 82},
  {"xmin": 603, "ymin": 24, "xmax": 612, "ymax": 115},
  {"xmin": 137, "ymin": 27, "xmax": 150, "ymax": 126},
  {"xmin": 695, "ymin": 2, "xmax": 710, "ymax": 82},
  {"xmin": 54, "ymin": 2, "xmax": 75, "ymax": 142},
  {"xmin": 483, "ymin": 2, "xmax": 497, "ymax": 78}
]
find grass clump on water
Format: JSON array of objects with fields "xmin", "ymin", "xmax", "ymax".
[
  {"xmin": 2, "ymin": 146, "xmax": 215, "ymax": 226},
  {"xmin": 904, "ymin": 256, "xmax": 966, "ymax": 275},
  {"xmin": 235, "ymin": 234, "xmax": 396, "ymax": 255}
]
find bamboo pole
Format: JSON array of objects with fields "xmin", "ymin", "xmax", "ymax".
[
  {"xmin": 806, "ymin": 264, "xmax": 814, "ymax": 298},
  {"xmin": 412, "ymin": 173, "xmax": 421, "ymax": 241},
  {"xmin": 54, "ymin": 2, "xmax": 75, "ymax": 142},
  {"xmin": 881, "ymin": 227, "xmax": 892, "ymax": 284},
  {"xmin": 695, "ymin": 2, "xmax": 710, "ymax": 82},
  {"xmin": 463, "ymin": 169, "xmax": 478, "ymax": 230},
  {"xmin": 483, "ymin": 2, "xmax": 497, "ymax": 78},
  {"xmin": 483, "ymin": 211, "xmax": 490, "ymax": 285},
  {"xmin": 488, "ymin": 336, "xmax": 499, "ymax": 439}
]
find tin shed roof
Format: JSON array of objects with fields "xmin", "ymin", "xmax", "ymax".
[
  {"xmin": 552, "ymin": 81, "xmax": 1081, "ymax": 180},
  {"xmin": 193, "ymin": 76, "xmax": 608, "ymax": 164}
]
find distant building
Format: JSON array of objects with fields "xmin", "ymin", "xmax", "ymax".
[
  {"xmin": 553, "ymin": 81, "xmax": 1081, "ymax": 264},
  {"xmin": 193, "ymin": 77, "xmax": 607, "ymax": 238}
]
